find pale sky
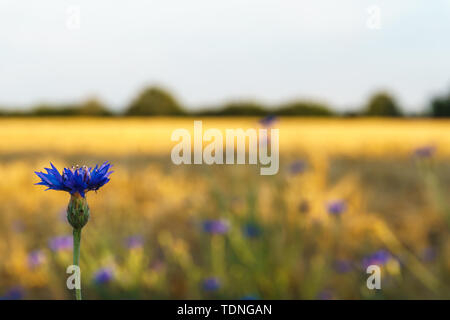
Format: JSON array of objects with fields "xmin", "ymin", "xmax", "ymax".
[{"xmin": 0, "ymin": 1, "xmax": 449, "ymax": 112}]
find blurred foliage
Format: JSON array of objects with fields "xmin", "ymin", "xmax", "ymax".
[
  {"xmin": 1, "ymin": 87, "xmax": 450, "ymax": 117},
  {"xmin": 430, "ymin": 91, "xmax": 450, "ymax": 118},
  {"xmin": 125, "ymin": 87, "xmax": 185, "ymax": 116},
  {"xmin": 363, "ymin": 92, "xmax": 402, "ymax": 117},
  {"xmin": 275, "ymin": 101, "xmax": 334, "ymax": 117}
]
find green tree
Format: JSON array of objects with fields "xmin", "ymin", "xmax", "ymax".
[
  {"xmin": 275, "ymin": 101, "xmax": 334, "ymax": 117},
  {"xmin": 363, "ymin": 92, "xmax": 402, "ymax": 117},
  {"xmin": 125, "ymin": 87, "xmax": 184, "ymax": 116},
  {"xmin": 430, "ymin": 91, "xmax": 450, "ymax": 117},
  {"xmin": 77, "ymin": 97, "xmax": 112, "ymax": 116}
]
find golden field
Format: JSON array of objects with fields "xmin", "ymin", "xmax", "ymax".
[{"xmin": 0, "ymin": 117, "xmax": 449, "ymax": 299}]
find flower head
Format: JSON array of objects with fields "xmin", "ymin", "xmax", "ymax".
[
  {"xmin": 202, "ymin": 277, "xmax": 221, "ymax": 292},
  {"xmin": 28, "ymin": 250, "xmax": 46, "ymax": 268},
  {"xmin": 259, "ymin": 115, "xmax": 278, "ymax": 127},
  {"xmin": 125, "ymin": 235, "xmax": 144, "ymax": 249},
  {"xmin": 327, "ymin": 200, "xmax": 346, "ymax": 215},
  {"xmin": 242, "ymin": 223, "xmax": 262, "ymax": 238},
  {"xmin": 202, "ymin": 219, "xmax": 230, "ymax": 235},
  {"xmin": 413, "ymin": 145, "xmax": 436, "ymax": 159},
  {"xmin": 35, "ymin": 162, "xmax": 113, "ymax": 198},
  {"xmin": 48, "ymin": 236, "xmax": 73, "ymax": 252},
  {"xmin": 0, "ymin": 287, "xmax": 24, "ymax": 300},
  {"xmin": 362, "ymin": 249, "xmax": 391, "ymax": 268},
  {"xmin": 93, "ymin": 268, "xmax": 114, "ymax": 285},
  {"xmin": 289, "ymin": 160, "xmax": 306, "ymax": 175}
]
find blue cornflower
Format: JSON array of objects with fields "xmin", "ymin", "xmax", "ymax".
[
  {"xmin": 35, "ymin": 162, "xmax": 113, "ymax": 198},
  {"xmin": 202, "ymin": 277, "xmax": 221, "ymax": 292},
  {"xmin": 242, "ymin": 223, "xmax": 262, "ymax": 238},
  {"xmin": 202, "ymin": 219, "xmax": 230, "ymax": 235},
  {"xmin": 48, "ymin": 236, "xmax": 73, "ymax": 252},
  {"xmin": 259, "ymin": 115, "xmax": 278, "ymax": 127},
  {"xmin": 93, "ymin": 268, "xmax": 114, "ymax": 285},
  {"xmin": 362, "ymin": 249, "xmax": 391, "ymax": 268},
  {"xmin": 0, "ymin": 287, "xmax": 24, "ymax": 300},
  {"xmin": 327, "ymin": 200, "xmax": 346, "ymax": 215}
]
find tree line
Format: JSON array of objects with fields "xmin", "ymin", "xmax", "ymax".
[{"xmin": 1, "ymin": 86, "xmax": 449, "ymax": 117}]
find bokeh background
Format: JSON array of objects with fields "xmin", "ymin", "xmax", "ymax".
[{"xmin": 0, "ymin": 1, "xmax": 449, "ymax": 299}]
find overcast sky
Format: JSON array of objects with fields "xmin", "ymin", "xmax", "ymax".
[{"xmin": 0, "ymin": 1, "xmax": 449, "ymax": 112}]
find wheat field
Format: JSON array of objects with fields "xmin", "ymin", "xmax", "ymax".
[{"xmin": 0, "ymin": 118, "xmax": 449, "ymax": 299}]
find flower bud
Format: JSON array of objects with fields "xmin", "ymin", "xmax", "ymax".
[{"xmin": 67, "ymin": 193, "xmax": 90, "ymax": 229}]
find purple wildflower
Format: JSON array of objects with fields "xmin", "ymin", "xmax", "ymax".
[
  {"xmin": 202, "ymin": 277, "xmax": 221, "ymax": 292},
  {"xmin": 0, "ymin": 287, "xmax": 24, "ymax": 300},
  {"xmin": 202, "ymin": 219, "xmax": 230, "ymax": 235},
  {"xmin": 289, "ymin": 160, "xmax": 306, "ymax": 175},
  {"xmin": 48, "ymin": 236, "xmax": 73, "ymax": 252},
  {"xmin": 413, "ymin": 145, "xmax": 436, "ymax": 159},
  {"xmin": 327, "ymin": 200, "xmax": 346, "ymax": 215},
  {"xmin": 125, "ymin": 235, "xmax": 144, "ymax": 249},
  {"xmin": 28, "ymin": 250, "xmax": 45, "ymax": 268},
  {"xmin": 93, "ymin": 268, "xmax": 114, "ymax": 285}
]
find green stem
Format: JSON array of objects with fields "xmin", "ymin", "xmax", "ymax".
[{"xmin": 73, "ymin": 228, "xmax": 82, "ymax": 300}]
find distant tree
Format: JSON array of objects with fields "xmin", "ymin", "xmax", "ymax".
[
  {"xmin": 77, "ymin": 98, "xmax": 112, "ymax": 116},
  {"xmin": 217, "ymin": 101, "xmax": 267, "ymax": 116},
  {"xmin": 275, "ymin": 101, "xmax": 334, "ymax": 117},
  {"xmin": 31, "ymin": 104, "xmax": 79, "ymax": 116},
  {"xmin": 363, "ymin": 92, "xmax": 402, "ymax": 117},
  {"xmin": 125, "ymin": 87, "xmax": 184, "ymax": 116},
  {"xmin": 430, "ymin": 91, "xmax": 450, "ymax": 117}
]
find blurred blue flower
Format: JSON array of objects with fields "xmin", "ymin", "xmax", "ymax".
[
  {"xmin": 240, "ymin": 294, "xmax": 259, "ymax": 300},
  {"xmin": 362, "ymin": 249, "xmax": 391, "ymax": 268},
  {"xmin": 289, "ymin": 160, "xmax": 306, "ymax": 175},
  {"xmin": 93, "ymin": 268, "xmax": 114, "ymax": 285},
  {"xmin": 0, "ymin": 287, "xmax": 24, "ymax": 300},
  {"xmin": 202, "ymin": 277, "xmax": 221, "ymax": 292},
  {"xmin": 35, "ymin": 162, "xmax": 113, "ymax": 198},
  {"xmin": 125, "ymin": 235, "xmax": 144, "ymax": 249},
  {"xmin": 333, "ymin": 259, "xmax": 352, "ymax": 273},
  {"xmin": 413, "ymin": 145, "xmax": 436, "ymax": 159},
  {"xmin": 259, "ymin": 115, "xmax": 277, "ymax": 127},
  {"xmin": 48, "ymin": 236, "xmax": 73, "ymax": 252},
  {"xmin": 327, "ymin": 200, "xmax": 346, "ymax": 215},
  {"xmin": 28, "ymin": 250, "xmax": 45, "ymax": 268},
  {"xmin": 202, "ymin": 219, "xmax": 229, "ymax": 235},
  {"xmin": 242, "ymin": 223, "xmax": 262, "ymax": 238}
]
